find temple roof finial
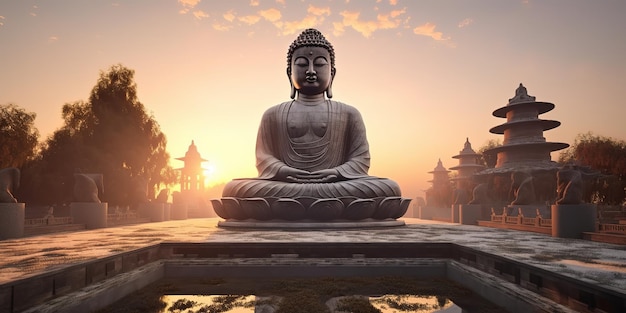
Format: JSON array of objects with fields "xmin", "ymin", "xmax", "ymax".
[{"xmin": 509, "ymin": 83, "xmax": 536, "ymax": 104}]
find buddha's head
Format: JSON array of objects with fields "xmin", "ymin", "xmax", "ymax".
[{"xmin": 287, "ymin": 28, "xmax": 336, "ymax": 99}]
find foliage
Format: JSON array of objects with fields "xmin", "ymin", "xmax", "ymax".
[
  {"xmin": 0, "ymin": 103, "xmax": 39, "ymax": 168},
  {"xmin": 558, "ymin": 132, "xmax": 626, "ymax": 204},
  {"xmin": 337, "ymin": 296, "xmax": 381, "ymax": 313},
  {"xmin": 18, "ymin": 64, "xmax": 176, "ymax": 205},
  {"xmin": 477, "ymin": 139, "xmax": 501, "ymax": 168}
]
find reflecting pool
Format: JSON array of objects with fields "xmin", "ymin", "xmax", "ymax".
[{"xmin": 99, "ymin": 276, "xmax": 508, "ymax": 313}]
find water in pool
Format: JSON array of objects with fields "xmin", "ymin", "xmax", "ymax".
[{"xmin": 98, "ymin": 276, "xmax": 508, "ymax": 313}]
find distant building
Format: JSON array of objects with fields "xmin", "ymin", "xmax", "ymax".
[
  {"xmin": 450, "ymin": 138, "xmax": 484, "ymax": 204},
  {"xmin": 425, "ymin": 159, "xmax": 452, "ymax": 208},
  {"xmin": 450, "ymin": 138, "xmax": 485, "ymax": 184},
  {"xmin": 481, "ymin": 83, "xmax": 569, "ymax": 174},
  {"xmin": 176, "ymin": 140, "xmax": 207, "ymax": 193}
]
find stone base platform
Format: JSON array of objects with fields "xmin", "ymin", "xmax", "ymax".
[
  {"xmin": 218, "ymin": 218, "xmax": 405, "ymax": 229},
  {"xmin": 1, "ymin": 218, "xmax": 625, "ymax": 313}
]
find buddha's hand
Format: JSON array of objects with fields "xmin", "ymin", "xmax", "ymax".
[
  {"xmin": 280, "ymin": 167, "xmax": 339, "ymax": 183},
  {"xmin": 307, "ymin": 169, "xmax": 340, "ymax": 183},
  {"xmin": 277, "ymin": 166, "xmax": 311, "ymax": 182}
]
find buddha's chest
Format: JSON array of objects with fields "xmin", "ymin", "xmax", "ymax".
[{"xmin": 287, "ymin": 105, "xmax": 329, "ymax": 139}]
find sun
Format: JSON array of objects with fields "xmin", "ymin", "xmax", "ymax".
[{"xmin": 203, "ymin": 165, "xmax": 218, "ymax": 187}]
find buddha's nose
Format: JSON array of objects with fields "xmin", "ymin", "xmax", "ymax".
[{"xmin": 306, "ymin": 65, "xmax": 316, "ymax": 75}]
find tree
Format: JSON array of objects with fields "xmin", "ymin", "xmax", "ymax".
[
  {"xmin": 88, "ymin": 65, "xmax": 177, "ymax": 203},
  {"xmin": 477, "ymin": 139, "xmax": 501, "ymax": 168},
  {"xmin": 558, "ymin": 132, "xmax": 626, "ymax": 204},
  {"xmin": 0, "ymin": 104, "xmax": 39, "ymax": 168},
  {"xmin": 20, "ymin": 65, "xmax": 176, "ymax": 205}
]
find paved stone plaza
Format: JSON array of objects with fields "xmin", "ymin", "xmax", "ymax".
[{"xmin": 1, "ymin": 217, "xmax": 625, "ymax": 296}]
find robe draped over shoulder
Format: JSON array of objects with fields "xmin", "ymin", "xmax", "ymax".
[{"xmin": 223, "ymin": 100, "xmax": 400, "ymax": 198}]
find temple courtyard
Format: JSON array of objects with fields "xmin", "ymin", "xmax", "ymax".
[{"xmin": 1, "ymin": 218, "xmax": 625, "ymax": 312}]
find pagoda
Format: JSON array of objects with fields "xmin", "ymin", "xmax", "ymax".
[
  {"xmin": 176, "ymin": 140, "xmax": 207, "ymax": 193},
  {"xmin": 482, "ymin": 84, "xmax": 569, "ymax": 173},
  {"xmin": 450, "ymin": 138, "xmax": 485, "ymax": 183},
  {"xmin": 450, "ymin": 138, "xmax": 485, "ymax": 205},
  {"xmin": 425, "ymin": 159, "xmax": 452, "ymax": 208}
]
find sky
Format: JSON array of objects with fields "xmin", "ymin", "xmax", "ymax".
[{"xmin": 1, "ymin": 0, "xmax": 625, "ymax": 199}]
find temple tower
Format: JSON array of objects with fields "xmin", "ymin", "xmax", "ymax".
[
  {"xmin": 176, "ymin": 140, "xmax": 207, "ymax": 193},
  {"xmin": 485, "ymin": 84, "xmax": 569, "ymax": 171},
  {"xmin": 426, "ymin": 159, "xmax": 452, "ymax": 208},
  {"xmin": 450, "ymin": 138, "xmax": 485, "ymax": 205},
  {"xmin": 450, "ymin": 138, "xmax": 485, "ymax": 187}
]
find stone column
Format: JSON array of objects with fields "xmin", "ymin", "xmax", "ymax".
[
  {"xmin": 170, "ymin": 203, "xmax": 188, "ymax": 220},
  {"xmin": 551, "ymin": 204, "xmax": 597, "ymax": 238},
  {"xmin": 139, "ymin": 203, "xmax": 165, "ymax": 222},
  {"xmin": 451, "ymin": 204, "xmax": 460, "ymax": 223},
  {"xmin": 0, "ymin": 203, "xmax": 25, "ymax": 239},
  {"xmin": 162, "ymin": 203, "xmax": 171, "ymax": 221},
  {"xmin": 70, "ymin": 202, "xmax": 108, "ymax": 229},
  {"xmin": 418, "ymin": 206, "xmax": 435, "ymax": 220},
  {"xmin": 459, "ymin": 204, "xmax": 484, "ymax": 225}
]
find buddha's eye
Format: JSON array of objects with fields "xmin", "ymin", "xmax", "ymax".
[
  {"xmin": 314, "ymin": 57, "xmax": 328, "ymax": 66},
  {"xmin": 294, "ymin": 58, "xmax": 308, "ymax": 67}
]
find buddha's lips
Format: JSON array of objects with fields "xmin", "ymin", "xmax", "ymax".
[{"xmin": 306, "ymin": 75, "xmax": 317, "ymax": 82}]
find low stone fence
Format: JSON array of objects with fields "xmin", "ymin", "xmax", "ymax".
[
  {"xmin": 491, "ymin": 206, "xmax": 626, "ymax": 235},
  {"xmin": 24, "ymin": 216, "xmax": 73, "ymax": 227},
  {"xmin": 597, "ymin": 223, "xmax": 626, "ymax": 235},
  {"xmin": 24, "ymin": 212, "xmax": 144, "ymax": 228},
  {"xmin": 490, "ymin": 207, "xmax": 552, "ymax": 228},
  {"xmin": 107, "ymin": 211, "xmax": 139, "ymax": 221}
]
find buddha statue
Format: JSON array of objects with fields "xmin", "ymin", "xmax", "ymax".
[{"xmin": 215, "ymin": 29, "xmax": 407, "ymax": 221}]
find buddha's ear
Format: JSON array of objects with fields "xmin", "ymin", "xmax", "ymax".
[
  {"xmin": 326, "ymin": 68, "xmax": 336, "ymax": 98},
  {"xmin": 287, "ymin": 68, "xmax": 296, "ymax": 99}
]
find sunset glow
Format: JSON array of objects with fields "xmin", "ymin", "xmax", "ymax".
[{"xmin": 1, "ymin": 0, "xmax": 625, "ymax": 198}]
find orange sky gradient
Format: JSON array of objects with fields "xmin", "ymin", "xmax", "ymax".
[{"xmin": 1, "ymin": 0, "xmax": 625, "ymax": 199}]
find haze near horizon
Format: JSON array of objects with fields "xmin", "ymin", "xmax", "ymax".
[{"xmin": 1, "ymin": 0, "xmax": 625, "ymax": 198}]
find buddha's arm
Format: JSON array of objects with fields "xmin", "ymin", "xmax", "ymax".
[{"xmin": 318, "ymin": 105, "xmax": 370, "ymax": 179}]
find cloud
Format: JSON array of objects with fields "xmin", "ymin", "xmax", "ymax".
[
  {"xmin": 179, "ymin": 0, "xmax": 200, "ymax": 7},
  {"xmin": 389, "ymin": 8, "xmax": 406, "ymax": 18},
  {"xmin": 276, "ymin": 0, "xmax": 285, "ymax": 4},
  {"xmin": 223, "ymin": 10, "xmax": 236, "ymax": 22},
  {"xmin": 259, "ymin": 8, "xmax": 281, "ymax": 22},
  {"xmin": 389, "ymin": 0, "xmax": 398, "ymax": 5},
  {"xmin": 250, "ymin": 0, "xmax": 260, "ymax": 6},
  {"xmin": 281, "ymin": 15, "xmax": 322, "ymax": 35},
  {"xmin": 458, "ymin": 18, "xmax": 473, "ymax": 28},
  {"xmin": 193, "ymin": 10, "xmax": 209, "ymax": 20},
  {"xmin": 0, "ymin": 16, "xmax": 4, "ymax": 27},
  {"xmin": 336, "ymin": 8, "xmax": 406, "ymax": 37},
  {"xmin": 275, "ymin": 5, "xmax": 330, "ymax": 35},
  {"xmin": 178, "ymin": 0, "xmax": 200, "ymax": 14},
  {"xmin": 212, "ymin": 23, "xmax": 232, "ymax": 31},
  {"xmin": 413, "ymin": 22, "xmax": 449, "ymax": 41},
  {"xmin": 48, "ymin": 36, "xmax": 58, "ymax": 43},
  {"xmin": 239, "ymin": 15, "xmax": 261, "ymax": 25},
  {"xmin": 308, "ymin": 5, "xmax": 330, "ymax": 16}
]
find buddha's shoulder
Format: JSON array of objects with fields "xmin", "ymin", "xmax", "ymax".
[
  {"xmin": 263, "ymin": 101, "xmax": 290, "ymax": 112},
  {"xmin": 330, "ymin": 100, "xmax": 361, "ymax": 115}
]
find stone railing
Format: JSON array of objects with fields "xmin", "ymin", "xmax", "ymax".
[
  {"xmin": 107, "ymin": 211, "xmax": 139, "ymax": 221},
  {"xmin": 597, "ymin": 223, "xmax": 626, "ymax": 234},
  {"xmin": 24, "ymin": 216, "xmax": 73, "ymax": 227},
  {"xmin": 491, "ymin": 208, "xmax": 551, "ymax": 227}
]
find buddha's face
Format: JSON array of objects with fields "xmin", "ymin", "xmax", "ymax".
[{"xmin": 290, "ymin": 46, "xmax": 333, "ymax": 96}]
